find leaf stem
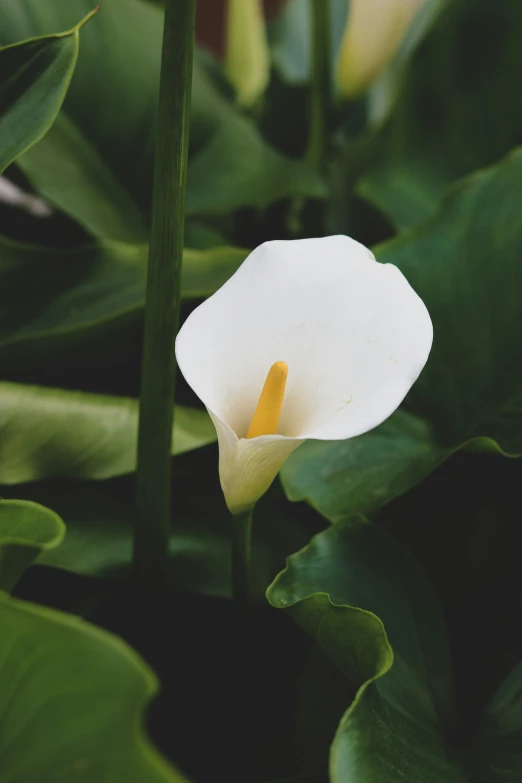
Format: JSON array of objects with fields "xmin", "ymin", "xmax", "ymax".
[
  {"xmin": 134, "ymin": 0, "xmax": 196, "ymax": 587},
  {"xmin": 307, "ymin": 0, "xmax": 331, "ymax": 173},
  {"xmin": 231, "ymin": 508, "xmax": 254, "ymax": 609}
]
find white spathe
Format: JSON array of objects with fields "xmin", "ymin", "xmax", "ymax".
[{"xmin": 175, "ymin": 236, "xmax": 432, "ymax": 514}]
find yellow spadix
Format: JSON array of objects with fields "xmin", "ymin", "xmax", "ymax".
[{"xmin": 246, "ymin": 361, "xmax": 288, "ymax": 438}]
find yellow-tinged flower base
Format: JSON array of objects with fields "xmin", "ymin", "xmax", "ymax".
[{"xmin": 246, "ymin": 361, "xmax": 288, "ymax": 438}]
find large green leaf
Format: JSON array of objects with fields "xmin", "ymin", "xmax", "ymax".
[
  {"xmin": 0, "ymin": 382, "xmax": 215, "ymax": 484},
  {"xmin": 359, "ymin": 0, "xmax": 522, "ymax": 229},
  {"xmin": 268, "ymin": 517, "xmax": 462, "ymax": 781},
  {"xmin": 0, "ymin": 0, "xmax": 158, "ymax": 243},
  {"xmin": 269, "ymin": 519, "xmax": 522, "ymax": 781},
  {"xmin": 0, "ymin": 16, "xmax": 88, "ymax": 175},
  {"xmin": 0, "ymin": 0, "xmax": 323, "ymax": 242},
  {"xmin": 282, "ymin": 148, "xmax": 522, "ymax": 520},
  {"xmin": 186, "ymin": 113, "xmax": 324, "ymax": 216},
  {"xmin": 0, "ymin": 236, "xmax": 246, "ymax": 374},
  {"xmin": 0, "ymin": 499, "xmax": 65, "ymax": 591},
  {"xmin": 282, "ymin": 410, "xmax": 448, "ymax": 521},
  {"xmin": 0, "ymin": 590, "xmax": 188, "ymax": 781},
  {"xmin": 383, "ymin": 151, "xmax": 522, "ymax": 450}
]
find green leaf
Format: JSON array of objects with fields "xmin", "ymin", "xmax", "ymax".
[
  {"xmin": 268, "ymin": 517, "xmax": 462, "ymax": 782},
  {"xmin": 0, "ymin": 0, "xmax": 323, "ymax": 242},
  {"xmin": 0, "ymin": 0, "xmax": 159, "ymax": 243},
  {"xmin": 0, "ymin": 499, "xmax": 65, "ymax": 591},
  {"xmin": 186, "ymin": 113, "xmax": 324, "ymax": 215},
  {"xmin": 272, "ymin": 499, "xmax": 522, "ymax": 779},
  {"xmin": 0, "ymin": 590, "xmax": 188, "ymax": 781},
  {"xmin": 0, "ymin": 236, "xmax": 246, "ymax": 375},
  {"xmin": 473, "ymin": 662, "xmax": 522, "ymax": 781},
  {"xmin": 381, "ymin": 150, "xmax": 522, "ymax": 452},
  {"xmin": 0, "ymin": 382, "xmax": 215, "ymax": 484},
  {"xmin": 0, "ymin": 15, "xmax": 89, "ymax": 175},
  {"xmin": 282, "ymin": 410, "xmax": 449, "ymax": 521},
  {"xmin": 283, "ymin": 148, "xmax": 522, "ymax": 520},
  {"xmin": 181, "ymin": 244, "xmax": 248, "ymax": 298},
  {"xmin": 359, "ymin": 0, "xmax": 522, "ymax": 229}
]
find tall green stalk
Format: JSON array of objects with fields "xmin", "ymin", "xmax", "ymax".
[
  {"xmin": 307, "ymin": 0, "xmax": 331, "ymax": 173},
  {"xmin": 134, "ymin": 0, "xmax": 196, "ymax": 587}
]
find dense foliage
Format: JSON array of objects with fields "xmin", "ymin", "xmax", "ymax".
[{"xmin": 0, "ymin": 0, "xmax": 521, "ymax": 781}]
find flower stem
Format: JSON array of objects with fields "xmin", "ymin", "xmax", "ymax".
[
  {"xmin": 134, "ymin": 0, "xmax": 196, "ymax": 587},
  {"xmin": 231, "ymin": 509, "xmax": 254, "ymax": 609},
  {"xmin": 307, "ymin": 0, "xmax": 331, "ymax": 173}
]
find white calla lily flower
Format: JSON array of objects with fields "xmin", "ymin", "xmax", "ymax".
[{"xmin": 175, "ymin": 236, "xmax": 432, "ymax": 514}]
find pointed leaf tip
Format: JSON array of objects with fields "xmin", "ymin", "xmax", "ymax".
[{"xmin": 75, "ymin": 6, "xmax": 100, "ymax": 31}]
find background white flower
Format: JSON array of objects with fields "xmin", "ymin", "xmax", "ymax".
[
  {"xmin": 336, "ymin": 0, "xmax": 425, "ymax": 98},
  {"xmin": 226, "ymin": 0, "xmax": 270, "ymax": 107},
  {"xmin": 176, "ymin": 235, "xmax": 433, "ymax": 513}
]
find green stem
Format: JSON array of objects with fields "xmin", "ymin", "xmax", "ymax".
[
  {"xmin": 134, "ymin": 0, "xmax": 196, "ymax": 587},
  {"xmin": 307, "ymin": 0, "xmax": 331, "ymax": 173},
  {"xmin": 231, "ymin": 509, "xmax": 253, "ymax": 609}
]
